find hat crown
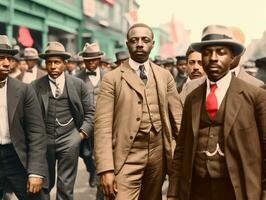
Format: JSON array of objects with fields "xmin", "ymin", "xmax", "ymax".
[
  {"xmin": 24, "ymin": 47, "xmax": 38, "ymax": 58},
  {"xmin": 115, "ymin": 51, "xmax": 129, "ymax": 61},
  {"xmin": 45, "ymin": 41, "xmax": 66, "ymax": 53},
  {"xmin": 83, "ymin": 43, "xmax": 101, "ymax": 54},
  {"xmin": 0, "ymin": 35, "xmax": 11, "ymax": 47},
  {"xmin": 201, "ymin": 25, "xmax": 233, "ymax": 41}
]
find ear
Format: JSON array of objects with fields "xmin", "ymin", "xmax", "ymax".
[{"xmin": 152, "ymin": 40, "xmax": 155, "ymax": 48}]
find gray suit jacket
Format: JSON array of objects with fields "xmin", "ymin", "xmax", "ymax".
[
  {"xmin": 7, "ymin": 77, "xmax": 48, "ymax": 186},
  {"xmin": 32, "ymin": 74, "xmax": 95, "ymax": 157}
]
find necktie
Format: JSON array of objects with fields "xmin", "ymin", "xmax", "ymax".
[
  {"xmin": 0, "ymin": 80, "xmax": 6, "ymax": 88},
  {"xmin": 139, "ymin": 65, "xmax": 147, "ymax": 85},
  {"xmin": 26, "ymin": 68, "xmax": 33, "ymax": 73},
  {"xmin": 206, "ymin": 83, "xmax": 218, "ymax": 121},
  {"xmin": 49, "ymin": 79, "xmax": 61, "ymax": 98},
  {"xmin": 87, "ymin": 71, "xmax": 97, "ymax": 76}
]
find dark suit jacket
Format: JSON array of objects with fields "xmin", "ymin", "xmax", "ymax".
[
  {"xmin": 31, "ymin": 73, "xmax": 95, "ymax": 157},
  {"xmin": 168, "ymin": 76, "xmax": 266, "ymax": 200},
  {"xmin": 7, "ymin": 77, "xmax": 48, "ymax": 186}
]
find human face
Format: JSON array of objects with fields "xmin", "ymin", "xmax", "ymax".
[
  {"xmin": 176, "ymin": 60, "xmax": 187, "ymax": 75},
  {"xmin": 202, "ymin": 45, "xmax": 234, "ymax": 82},
  {"xmin": 26, "ymin": 60, "xmax": 38, "ymax": 69},
  {"xmin": 187, "ymin": 52, "xmax": 205, "ymax": 80},
  {"xmin": 0, "ymin": 54, "xmax": 12, "ymax": 81},
  {"xmin": 84, "ymin": 58, "xmax": 100, "ymax": 71},
  {"xmin": 45, "ymin": 56, "xmax": 65, "ymax": 79},
  {"xmin": 66, "ymin": 61, "xmax": 77, "ymax": 72},
  {"xmin": 126, "ymin": 27, "xmax": 154, "ymax": 63}
]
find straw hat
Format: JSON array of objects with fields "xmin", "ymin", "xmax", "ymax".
[
  {"xmin": 0, "ymin": 35, "xmax": 18, "ymax": 56},
  {"xmin": 80, "ymin": 43, "xmax": 104, "ymax": 60},
  {"xmin": 24, "ymin": 47, "xmax": 39, "ymax": 60}
]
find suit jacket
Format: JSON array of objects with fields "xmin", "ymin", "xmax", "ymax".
[
  {"xmin": 168, "ymin": 76, "xmax": 266, "ymax": 200},
  {"xmin": 31, "ymin": 74, "xmax": 95, "ymax": 157},
  {"xmin": 94, "ymin": 60, "xmax": 183, "ymax": 175},
  {"xmin": 6, "ymin": 77, "xmax": 48, "ymax": 186}
]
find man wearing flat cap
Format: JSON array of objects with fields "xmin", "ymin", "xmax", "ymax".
[
  {"xmin": 32, "ymin": 41, "xmax": 95, "ymax": 200},
  {"xmin": 167, "ymin": 25, "xmax": 266, "ymax": 200},
  {"xmin": 18, "ymin": 47, "xmax": 46, "ymax": 83},
  {"xmin": 76, "ymin": 43, "xmax": 105, "ymax": 199},
  {"xmin": 0, "ymin": 35, "xmax": 48, "ymax": 200}
]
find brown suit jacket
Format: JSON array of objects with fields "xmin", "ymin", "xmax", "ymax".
[
  {"xmin": 94, "ymin": 60, "xmax": 182, "ymax": 175},
  {"xmin": 168, "ymin": 76, "xmax": 266, "ymax": 200}
]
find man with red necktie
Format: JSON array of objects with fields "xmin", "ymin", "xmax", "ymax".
[{"xmin": 167, "ymin": 25, "xmax": 266, "ymax": 200}]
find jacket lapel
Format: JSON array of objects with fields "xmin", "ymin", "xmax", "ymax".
[
  {"xmin": 121, "ymin": 61, "xmax": 144, "ymax": 98},
  {"xmin": 191, "ymin": 82, "xmax": 206, "ymax": 137},
  {"xmin": 7, "ymin": 78, "xmax": 20, "ymax": 126},
  {"xmin": 223, "ymin": 76, "xmax": 243, "ymax": 140},
  {"xmin": 40, "ymin": 76, "xmax": 49, "ymax": 119},
  {"xmin": 65, "ymin": 74, "xmax": 79, "ymax": 113}
]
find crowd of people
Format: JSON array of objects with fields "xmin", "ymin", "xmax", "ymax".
[{"xmin": 0, "ymin": 22, "xmax": 266, "ymax": 200}]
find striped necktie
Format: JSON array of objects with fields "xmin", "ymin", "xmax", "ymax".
[
  {"xmin": 49, "ymin": 78, "xmax": 61, "ymax": 98},
  {"xmin": 139, "ymin": 65, "xmax": 147, "ymax": 85}
]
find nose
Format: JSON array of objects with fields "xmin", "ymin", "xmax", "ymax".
[
  {"xmin": 3, "ymin": 57, "xmax": 10, "ymax": 66},
  {"xmin": 210, "ymin": 51, "xmax": 218, "ymax": 61},
  {"xmin": 136, "ymin": 39, "xmax": 143, "ymax": 47},
  {"xmin": 50, "ymin": 62, "xmax": 56, "ymax": 69}
]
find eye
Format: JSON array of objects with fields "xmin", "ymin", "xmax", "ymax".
[
  {"xmin": 188, "ymin": 60, "xmax": 196, "ymax": 65},
  {"xmin": 202, "ymin": 49, "xmax": 210, "ymax": 56},
  {"xmin": 143, "ymin": 37, "xmax": 151, "ymax": 43},
  {"xmin": 129, "ymin": 38, "xmax": 137, "ymax": 43}
]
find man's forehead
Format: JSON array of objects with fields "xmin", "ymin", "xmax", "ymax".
[
  {"xmin": 46, "ymin": 56, "xmax": 64, "ymax": 61},
  {"xmin": 128, "ymin": 27, "xmax": 152, "ymax": 38},
  {"xmin": 0, "ymin": 53, "xmax": 12, "ymax": 58},
  {"xmin": 203, "ymin": 45, "xmax": 232, "ymax": 50}
]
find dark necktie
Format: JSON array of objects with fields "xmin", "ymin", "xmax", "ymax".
[
  {"xmin": 49, "ymin": 78, "xmax": 61, "ymax": 98},
  {"xmin": 0, "ymin": 80, "xmax": 6, "ymax": 88},
  {"xmin": 139, "ymin": 65, "xmax": 147, "ymax": 85},
  {"xmin": 87, "ymin": 71, "xmax": 97, "ymax": 76},
  {"xmin": 231, "ymin": 71, "xmax": 236, "ymax": 76},
  {"xmin": 206, "ymin": 83, "xmax": 218, "ymax": 121}
]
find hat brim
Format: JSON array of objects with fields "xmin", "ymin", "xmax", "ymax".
[
  {"xmin": 0, "ymin": 49, "xmax": 18, "ymax": 56},
  {"xmin": 39, "ymin": 52, "xmax": 71, "ymax": 60},
  {"xmin": 191, "ymin": 40, "xmax": 245, "ymax": 56},
  {"xmin": 81, "ymin": 52, "xmax": 105, "ymax": 60}
]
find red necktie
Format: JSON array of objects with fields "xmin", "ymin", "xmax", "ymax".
[{"xmin": 206, "ymin": 83, "xmax": 218, "ymax": 120}]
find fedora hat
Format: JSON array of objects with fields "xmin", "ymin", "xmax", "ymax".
[
  {"xmin": 68, "ymin": 54, "xmax": 83, "ymax": 62},
  {"xmin": 80, "ymin": 43, "xmax": 104, "ymax": 60},
  {"xmin": 39, "ymin": 41, "xmax": 71, "ymax": 60},
  {"xmin": 115, "ymin": 51, "xmax": 129, "ymax": 63},
  {"xmin": 24, "ymin": 47, "xmax": 39, "ymax": 60},
  {"xmin": 0, "ymin": 35, "xmax": 18, "ymax": 56},
  {"xmin": 191, "ymin": 25, "xmax": 245, "ymax": 56}
]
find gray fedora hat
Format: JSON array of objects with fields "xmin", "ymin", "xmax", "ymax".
[
  {"xmin": 115, "ymin": 51, "xmax": 129, "ymax": 63},
  {"xmin": 0, "ymin": 35, "xmax": 18, "ymax": 56},
  {"xmin": 80, "ymin": 43, "xmax": 105, "ymax": 60},
  {"xmin": 24, "ymin": 47, "xmax": 39, "ymax": 60},
  {"xmin": 39, "ymin": 41, "xmax": 71, "ymax": 60},
  {"xmin": 191, "ymin": 25, "xmax": 245, "ymax": 56}
]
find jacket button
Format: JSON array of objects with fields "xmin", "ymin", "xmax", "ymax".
[
  {"xmin": 136, "ymin": 117, "xmax": 140, "ymax": 121},
  {"xmin": 129, "ymin": 136, "xmax": 133, "ymax": 140}
]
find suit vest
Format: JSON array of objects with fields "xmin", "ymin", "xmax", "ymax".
[
  {"xmin": 194, "ymin": 93, "xmax": 228, "ymax": 178},
  {"xmin": 85, "ymin": 75, "xmax": 101, "ymax": 106},
  {"xmin": 46, "ymin": 85, "xmax": 75, "ymax": 137},
  {"xmin": 138, "ymin": 68, "xmax": 162, "ymax": 133}
]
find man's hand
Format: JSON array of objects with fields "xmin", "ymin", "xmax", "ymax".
[
  {"xmin": 80, "ymin": 131, "xmax": 88, "ymax": 140},
  {"xmin": 27, "ymin": 177, "xmax": 43, "ymax": 194},
  {"xmin": 100, "ymin": 171, "xmax": 117, "ymax": 198}
]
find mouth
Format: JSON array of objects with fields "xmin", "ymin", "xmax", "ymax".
[{"xmin": 191, "ymin": 72, "xmax": 202, "ymax": 77}]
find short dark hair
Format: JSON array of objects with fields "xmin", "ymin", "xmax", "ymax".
[{"xmin": 127, "ymin": 23, "xmax": 154, "ymax": 40}]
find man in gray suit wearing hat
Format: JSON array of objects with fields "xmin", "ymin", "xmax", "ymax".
[
  {"xmin": 0, "ymin": 35, "xmax": 48, "ymax": 200},
  {"xmin": 167, "ymin": 25, "xmax": 266, "ymax": 200},
  {"xmin": 32, "ymin": 41, "xmax": 95, "ymax": 200}
]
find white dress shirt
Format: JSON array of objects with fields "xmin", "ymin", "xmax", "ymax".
[
  {"xmin": 88, "ymin": 67, "xmax": 100, "ymax": 87},
  {"xmin": 129, "ymin": 58, "xmax": 150, "ymax": 78},
  {"xmin": 22, "ymin": 65, "xmax": 38, "ymax": 84},
  {"xmin": 230, "ymin": 65, "xmax": 240, "ymax": 77},
  {"xmin": 49, "ymin": 72, "xmax": 65, "ymax": 98},
  {"xmin": 206, "ymin": 71, "xmax": 232, "ymax": 109},
  {"xmin": 0, "ymin": 78, "xmax": 11, "ymax": 144}
]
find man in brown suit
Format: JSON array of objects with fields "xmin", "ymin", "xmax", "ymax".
[
  {"xmin": 167, "ymin": 25, "xmax": 266, "ymax": 200},
  {"xmin": 94, "ymin": 23, "xmax": 182, "ymax": 200}
]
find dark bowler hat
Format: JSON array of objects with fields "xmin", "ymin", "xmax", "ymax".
[
  {"xmin": 115, "ymin": 51, "xmax": 129, "ymax": 63},
  {"xmin": 0, "ymin": 35, "xmax": 18, "ymax": 56},
  {"xmin": 80, "ymin": 43, "xmax": 105, "ymax": 60},
  {"xmin": 39, "ymin": 41, "xmax": 71, "ymax": 60},
  {"xmin": 191, "ymin": 25, "xmax": 245, "ymax": 56},
  {"xmin": 176, "ymin": 55, "xmax": 186, "ymax": 61}
]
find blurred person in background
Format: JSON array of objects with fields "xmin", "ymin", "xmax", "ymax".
[
  {"xmin": 100, "ymin": 57, "xmax": 113, "ymax": 73},
  {"xmin": 164, "ymin": 57, "xmax": 177, "ymax": 79},
  {"xmin": 114, "ymin": 50, "xmax": 129, "ymax": 67},
  {"xmin": 65, "ymin": 54, "xmax": 83, "ymax": 75},
  {"xmin": 175, "ymin": 55, "xmax": 187, "ymax": 89},
  {"xmin": 8, "ymin": 55, "xmax": 21, "ymax": 79}
]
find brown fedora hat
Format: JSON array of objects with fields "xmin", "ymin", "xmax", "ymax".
[
  {"xmin": 24, "ymin": 47, "xmax": 39, "ymax": 60},
  {"xmin": 80, "ymin": 43, "xmax": 105, "ymax": 60},
  {"xmin": 39, "ymin": 41, "xmax": 71, "ymax": 60},
  {"xmin": 191, "ymin": 25, "xmax": 245, "ymax": 56},
  {"xmin": 0, "ymin": 35, "xmax": 18, "ymax": 56}
]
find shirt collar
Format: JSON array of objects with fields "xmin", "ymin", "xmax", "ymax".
[
  {"xmin": 0, "ymin": 77, "xmax": 8, "ymax": 90},
  {"xmin": 129, "ymin": 58, "xmax": 150, "ymax": 73},
  {"xmin": 48, "ymin": 72, "xmax": 65, "ymax": 85},
  {"xmin": 230, "ymin": 65, "xmax": 240, "ymax": 76},
  {"xmin": 206, "ymin": 71, "xmax": 232, "ymax": 90}
]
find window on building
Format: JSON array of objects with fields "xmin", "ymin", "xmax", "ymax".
[{"xmin": 95, "ymin": 0, "xmax": 109, "ymax": 19}]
